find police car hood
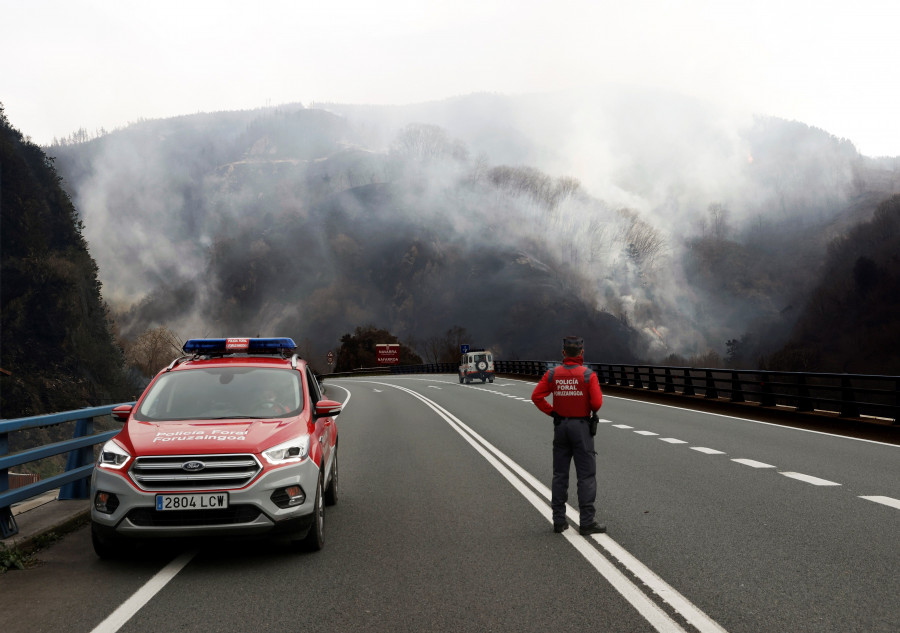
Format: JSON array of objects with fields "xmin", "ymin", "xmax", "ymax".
[{"xmin": 126, "ymin": 418, "xmax": 300, "ymax": 455}]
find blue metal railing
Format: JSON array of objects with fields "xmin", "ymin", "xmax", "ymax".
[{"xmin": 0, "ymin": 403, "xmax": 132, "ymax": 538}]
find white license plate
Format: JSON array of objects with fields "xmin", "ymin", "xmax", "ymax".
[{"xmin": 155, "ymin": 493, "xmax": 229, "ymax": 511}]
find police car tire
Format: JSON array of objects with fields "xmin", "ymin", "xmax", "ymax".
[
  {"xmin": 324, "ymin": 450, "xmax": 338, "ymax": 506},
  {"xmin": 299, "ymin": 474, "xmax": 324, "ymax": 551},
  {"xmin": 91, "ymin": 522, "xmax": 125, "ymax": 559}
]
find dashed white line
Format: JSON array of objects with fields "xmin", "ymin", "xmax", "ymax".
[
  {"xmin": 659, "ymin": 438, "xmax": 688, "ymax": 444},
  {"xmin": 691, "ymin": 447, "xmax": 726, "ymax": 455},
  {"xmin": 859, "ymin": 496, "xmax": 900, "ymax": 510},
  {"xmin": 613, "ymin": 424, "xmax": 634, "ymax": 429},
  {"xmin": 732, "ymin": 459, "xmax": 776, "ymax": 469},
  {"xmin": 634, "ymin": 430, "xmax": 659, "ymax": 436},
  {"xmin": 779, "ymin": 472, "xmax": 841, "ymax": 486}
]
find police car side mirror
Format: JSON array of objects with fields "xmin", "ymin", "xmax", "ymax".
[
  {"xmin": 314, "ymin": 399, "xmax": 342, "ymax": 418},
  {"xmin": 112, "ymin": 404, "xmax": 133, "ymax": 422}
]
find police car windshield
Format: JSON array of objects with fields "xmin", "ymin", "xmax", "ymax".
[{"xmin": 134, "ymin": 367, "xmax": 303, "ymax": 421}]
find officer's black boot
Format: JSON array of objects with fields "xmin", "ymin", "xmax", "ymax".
[{"xmin": 578, "ymin": 521, "xmax": 606, "ymax": 536}]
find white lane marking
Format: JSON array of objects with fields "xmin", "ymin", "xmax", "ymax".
[
  {"xmin": 91, "ymin": 551, "xmax": 196, "ymax": 633},
  {"xmin": 779, "ymin": 472, "xmax": 841, "ymax": 486},
  {"xmin": 335, "ymin": 377, "xmax": 894, "ymax": 517},
  {"xmin": 373, "ymin": 389, "xmax": 382, "ymax": 393},
  {"xmin": 732, "ymin": 459, "xmax": 776, "ymax": 468},
  {"xmin": 602, "ymin": 394, "xmax": 899, "ymax": 448},
  {"xmin": 326, "ymin": 383, "xmax": 352, "ymax": 409},
  {"xmin": 598, "ymin": 419, "xmax": 613, "ymax": 423},
  {"xmin": 659, "ymin": 438, "xmax": 688, "ymax": 444},
  {"xmin": 613, "ymin": 424, "xmax": 634, "ymax": 429},
  {"xmin": 860, "ymin": 496, "xmax": 900, "ymax": 510},
  {"xmin": 592, "ymin": 535, "xmax": 728, "ymax": 633},
  {"xmin": 634, "ymin": 431, "xmax": 659, "ymax": 436},
  {"xmin": 366, "ymin": 381, "xmax": 726, "ymax": 633},
  {"xmin": 427, "ymin": 386, "xmax": 442, "ymax": 389}
]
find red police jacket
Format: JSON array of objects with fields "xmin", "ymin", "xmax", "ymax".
[{"xmin": 531, "ymin": 356, "xmax": 603, "ymax": 418}]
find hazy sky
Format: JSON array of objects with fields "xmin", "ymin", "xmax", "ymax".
[{"xmin": 3, "ymin": 0, "xmax": 898, "ymax": 156}]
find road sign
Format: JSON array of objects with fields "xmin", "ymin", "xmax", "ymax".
[
  {"xmin": 460, "ymin": 344, "xmax": 470, "ymax": 354},
  {"xmin": 376, "ymin": 343, "xmax": 400, "ymax": 365}
]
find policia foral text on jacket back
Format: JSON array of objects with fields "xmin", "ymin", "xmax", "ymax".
[{"xmin": 531, "ymin": 336, "xmax": 606, "ymax": 536}]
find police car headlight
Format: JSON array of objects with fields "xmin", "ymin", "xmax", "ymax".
[
  {"xmin": 98, "ymin": 440, "xmax": 131, "ymax": 469},
  {"xmin": 262, "ymin": 435, "xmax": 310, "ymax": 464}
]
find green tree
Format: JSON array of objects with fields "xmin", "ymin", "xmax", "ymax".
[
  {"xmin": 334, "ymin": 326, "xmax": 422, "ymax": 372},
  {"xmin": 0, "ymin": 103, "xmax": 134, "ymax": 417}
]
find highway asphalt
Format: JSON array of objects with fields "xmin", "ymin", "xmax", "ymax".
[{"xmin": 1, "ymin": 374, "xmax": 897, "ymax": 633}]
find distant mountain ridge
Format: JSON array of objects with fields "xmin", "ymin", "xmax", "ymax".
[{"xmin": 44, "ymin": 91, "xmax": 900, "ymax": 370}]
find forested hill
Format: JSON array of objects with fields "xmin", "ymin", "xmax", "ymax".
[
  {"xmin": 767, "ymin": 194, "xmax": 900, "ymax": 374},
  {"xmin": 0, "ymin": 105, "xmax": 134, "ymax": 417},
  {"xmin": 44, "ymin": 92, "xmax": 900, "ymax": 372}
]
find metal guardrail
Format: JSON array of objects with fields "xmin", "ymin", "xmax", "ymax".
[
  {"xmin": 325, "ymin": 361, "xmax": 899, "ymax": 423},
  {"xmin": 583, "ymin": 364, "xmax": 899, "ymax": 421},
  {"xmin": 0, "ymin": 403, "xmax": 133, "ymax": 538}
]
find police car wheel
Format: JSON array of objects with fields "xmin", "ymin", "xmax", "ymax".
[
  {"xmin": 476, "ymin": 361, "xmax": 487, "ymax": 371},
  {"xmin": 298, "ymin": 474, "xmax": 324, "ymax": 551},
  {"xmin": 91, "ymin": 522, "xmax": 126, "ymax": 559},
  {"xmin": 324, "ymin": 449, "xmax": 338, "ymax": 507},
  {"xmin": 481, "ymin": 377, "xmax": 486, "ymax": 383}
]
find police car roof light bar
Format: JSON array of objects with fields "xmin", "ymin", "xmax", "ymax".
[{"xmin": 183, "ymin": 337, "xmax": 298, "ymax": 355}]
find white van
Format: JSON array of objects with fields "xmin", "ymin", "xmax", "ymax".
[{"xmin": 458, "ymin": 350, "xmax": 495, "ymax": 384}]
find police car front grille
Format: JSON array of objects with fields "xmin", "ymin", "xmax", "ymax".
[
  {"xmin": 127, "ymin": 505, "xmax": 261, "ymax": 527},
  {"xmin": 129, "ymin": 454, "xmax": 262, "ymax": 491}
]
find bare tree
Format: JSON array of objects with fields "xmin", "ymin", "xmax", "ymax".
[
  {"xmin": 707, "ymin": 203, "xmax": 730, "ymax": 240},
  {"xmin": 125, "ymin": 326, "xmax": 183, "ymax": 377},
  {"xmin": 619, "ymin": 211, "xmax": 666, "ymax": 269},
  {"xmin": 423, "ymin": 326, "xmax": 470, "ymax": 363},
  {"xmin": 391, "ymin": 123, "xmax": 469, "ymax": 163}
]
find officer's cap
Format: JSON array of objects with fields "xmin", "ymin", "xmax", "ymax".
[{"xmin": 562, "ymin": 336, "xmax": 584, "ymax": 349}]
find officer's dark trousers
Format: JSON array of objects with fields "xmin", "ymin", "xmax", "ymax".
[{"xmin": 552, "ymin": 418, "xmax": 596, "ymax": 526}]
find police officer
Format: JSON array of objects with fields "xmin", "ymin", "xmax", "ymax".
[{"xmin": 531, "ymin": 336, "xmax": 606, "ymax": 535}]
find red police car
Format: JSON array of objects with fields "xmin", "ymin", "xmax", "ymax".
[{"xmin": 90, "ymin": 337, "xmax": 341, "ymax": 557}]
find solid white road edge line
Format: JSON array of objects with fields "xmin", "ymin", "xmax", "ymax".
[
  {"xmin": 90, "ymin": 550, "xmax": 196, "ymax": 633},
  {"xmin": 372, "ymin": 381, "xmax": 728, "ymax": 633}
]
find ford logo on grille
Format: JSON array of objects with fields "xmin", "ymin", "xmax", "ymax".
[{"xmin": 182, "ymin": 461, "xmax": 206, "ymax": 472}]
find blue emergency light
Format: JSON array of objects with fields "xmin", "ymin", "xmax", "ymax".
[{"xmin": 182, "ymin": 337, "xmax": 297, "ymax": 354}]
